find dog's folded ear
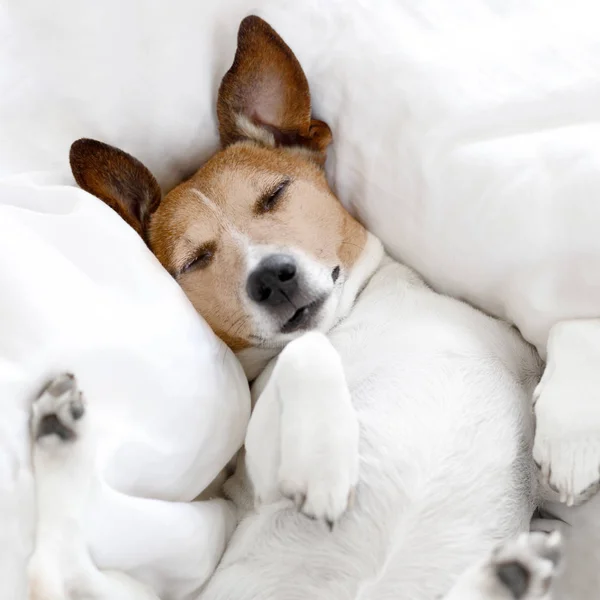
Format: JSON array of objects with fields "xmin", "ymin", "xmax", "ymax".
[
  {"xmin": 217, "ymin": 15, "xmax": 332, "ymax": 165},
  {"xmin": 69, "ymin": 139, "xmax": 161, "ymax": 238}
]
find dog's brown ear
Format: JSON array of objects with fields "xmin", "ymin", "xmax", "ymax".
[
  {"xmin": 217, "ymin": 15, "xmax": 331, "ymax": 164},
  {"xmin": 69, "ymin": 138, "xmax": 161, "ymax": 238}
]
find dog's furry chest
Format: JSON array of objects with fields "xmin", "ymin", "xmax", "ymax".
[
  {"xmin": 322, "ymin": 259, "xmax": 540, "ymax": 487},
  {"xmin": 252, "ymin": 258, "xmax": 540, "ymax": 464},
  {"xmin": 214, "ymin": 259, "xmax": 542, "ymax": 600},
  {"xmin": 331, "ymin": 258, "xmax": 538, "ymax": 400}
]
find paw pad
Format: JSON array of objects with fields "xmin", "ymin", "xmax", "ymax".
[
  {"xmin": 32, "ymin": 373, "xmax": 85, "ymax": 443},
  {"xmin": 493, "ymin": 532, "xmax": 562, "ymax": 599}
]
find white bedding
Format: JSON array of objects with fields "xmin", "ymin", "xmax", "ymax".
[
  {"xmin": 0, "ymin": 172, "xmax": 250, "ymax": 599},
  {"xmin": 2, "ymin": 0, "xmax": 600, "ymax": 598}
]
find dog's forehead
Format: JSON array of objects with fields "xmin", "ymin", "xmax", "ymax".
[
  {"xmin": 164, "ymin": 147, "xmax": 290, "ymax": 216},
  {"xmin": 149, "ymin": 142, "xmax": 332, "ymax": 269},
  {"xmin": 194, "ymin": 142, "xmax": 326, "ymax": 194}
]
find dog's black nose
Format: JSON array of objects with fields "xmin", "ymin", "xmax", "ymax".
[{"xmin": 247, "ymin": 254, "xmax": 298, "ymax": 306}]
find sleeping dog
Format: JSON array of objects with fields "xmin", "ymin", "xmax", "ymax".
[{"xmin": 28, "ymin": 16, "xmax": 566, "ymax": 600}]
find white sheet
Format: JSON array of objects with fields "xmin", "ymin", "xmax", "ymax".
[
  {"xmin": 2, "ymin": 0, "xmax": 600, "ymax": 598},
  {"xmin": 0, "ymin": 170, "xmax": 250, "ymax": 599}
]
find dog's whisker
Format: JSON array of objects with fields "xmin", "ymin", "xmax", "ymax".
[
  {"xmin": 340, "ymin": 240, "xmax": 363, "ymax": 250},
  {"xmin": 224, "ymin": 312, "xmax": 248, "ymax": 338}
]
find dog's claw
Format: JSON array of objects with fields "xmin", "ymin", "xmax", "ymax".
[{"xmin": 294, "ymin": 492, "xmax": 306, "ymax": 511}]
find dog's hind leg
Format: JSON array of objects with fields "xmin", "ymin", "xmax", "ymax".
[
  {"xmin": 27, "ymin": 373, "xmax": 158, "ymax": 600},
  {"xmin": 442, "ymin": 532, "xmax": 562, "ymax": 600}
]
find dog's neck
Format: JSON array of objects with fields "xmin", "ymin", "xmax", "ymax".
[{"xmin": 237, "ymin": 233, "xmax": 385, "ymax": 381}]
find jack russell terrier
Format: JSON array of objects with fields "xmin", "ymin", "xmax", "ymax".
[{"xmin": 29, "ymin": 15, "xmax": 588, "ymax": 600}]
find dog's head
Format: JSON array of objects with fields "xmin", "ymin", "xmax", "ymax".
[{"xmin": 69, "ymin": 16, "xmax": 381, "ymax": 353}]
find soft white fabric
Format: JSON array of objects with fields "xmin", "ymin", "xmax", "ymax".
[
  {"xmin": 268, "ymin": 0, "xmax": 600, "ymax": 358},
  {"xmin": 2, "ymin": 0, "xmax": 600, "ymax": 598},
  {"xmin": 0, "ymin": 171, "xmax": 250, "ymax": 599}
]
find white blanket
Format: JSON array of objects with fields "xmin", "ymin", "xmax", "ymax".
[
  {"xmin": 2, "ymin": 0, "xmax": 600, "ymax": 598},
  {"xmin": 0, "ymin": 171, "xmax": 250, "ymax": 599}
]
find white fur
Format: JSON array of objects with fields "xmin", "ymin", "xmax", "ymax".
[
  {"xmin": 245, "ymin": 332, "xmax": 359, "ymax": 521},
  {"xmin": 532, "ymin": 320, "xmax": 600, "ymax": 506},
  {"xmin": 235, "ymin": 115, "xmax": 277, "ymax": 148},
  {"xmin": 199, "ymin": 235, "xmax": 545, "ymax": 599}
]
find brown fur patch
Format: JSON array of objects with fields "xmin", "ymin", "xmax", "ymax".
[{"xmin": 149, "ymin": 141, "xmax": 365, "ymax": 349}]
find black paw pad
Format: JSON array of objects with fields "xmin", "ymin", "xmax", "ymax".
[
  {"xmin": 36, "ymin": 414, "xmax": 76, "ymax": 442},
  {"xmin": 496, "ymin": 561, "xmax": 530, "ymax": 599}
]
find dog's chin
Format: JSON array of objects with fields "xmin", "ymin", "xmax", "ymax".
[
  {"xmin": 280, "ymin": 297, "xmax": 327, "ymax": 335},
  {"xmin": 248, "ymin": 295, "xmax": 332, "ymax": 348}
]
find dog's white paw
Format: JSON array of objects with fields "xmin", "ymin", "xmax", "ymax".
[
  {"xmin": 533, "ymin": 321, "xmax": 600, "ymax": 506},
  {"xmin": 276, "ymin": 332, "xmax": 359, "ymax": 527},
  {"xmin": 279, "ymin": 469, "xmax": 356, "ymax": 529},
  {"xmin": 533, "ymin": 428, "xmax": 600, "ymax": 506},
  {"xmin": 491, "ymin": 532, "xmax": 562, "ymax": 599},
  {"xmin": 27, "ymin": 556, "xmax": 66, "ymax": 600},
  {"xmin": 32, "ymin": 373, "xmax": 86, "ymax": 448}
]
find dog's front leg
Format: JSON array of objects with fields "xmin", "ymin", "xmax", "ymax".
[
  {"xmin": 533, "ymin": 319, "xmax": 600, "ymax": 506},
  {"xmin": 244, "ymin": 332, "xmax": 359, "ymax": 526},
  {"xmin": 442, "ymin": 532, "xmax": 562, "ymax": 600}
]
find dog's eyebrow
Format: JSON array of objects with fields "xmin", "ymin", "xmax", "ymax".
[
  {"xmin": 254, "ymin": 177, "xmax": 292, "ymax": 214},
  {"xmin": 173, "ymin": 240, "xmax": 217, "ymax": 278}
]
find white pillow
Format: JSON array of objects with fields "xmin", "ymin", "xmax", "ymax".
[
  {"xmin": 0, "ymin": 171, "xmax": 251, "ymax": 597},
  {"xmin": 264, "ymin": 0, "xmax": 600, "ymax": 356}
]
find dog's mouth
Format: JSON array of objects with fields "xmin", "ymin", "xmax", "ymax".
[{"xmin": 281, "ymin": 297, "xmax": 326, "ymax": 334}]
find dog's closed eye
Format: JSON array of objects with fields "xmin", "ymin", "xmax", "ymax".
[
  {"xmin": 255, "ymin": 179, "xmax": 291, "ymax": 215},
  {"xmin": 181, "ymin": 242, "xmax": 216, "ymax": 275}
]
